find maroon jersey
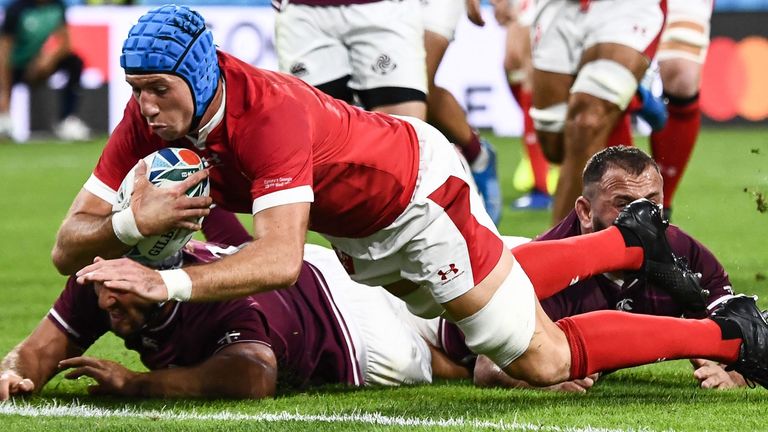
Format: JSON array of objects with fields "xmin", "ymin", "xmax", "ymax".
[
  {"xmin": 47, "ymin": 241, "xmax": 362, "ymax": 389},
  {"xmin": 90, "ymin": 52, "xmax": 419, "ymax": 239},
  {"xmin": 537, "ymin": 210, "xmax": 733, "ymax": 320}
]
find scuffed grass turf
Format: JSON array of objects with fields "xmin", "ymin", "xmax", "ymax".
[{"xmin": 0, "ymin": 128, "xmax": 766, "ymax": 431}]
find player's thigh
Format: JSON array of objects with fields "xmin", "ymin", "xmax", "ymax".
[
  {"xmin": 275, "ymin": 4, "xmax": 351, "ymax": 85},
  {"xmin": 531, "ymin": 0, "xmax": 582, "ymax": 75},
  {"xmin": 425, "ymin": 30, "xmax": 450, "ymax": 85},
  {"xmin": 582, "ymin": 0, "xmax": 664, "ymax": 73},
  {"xmin": 657, "ymin": 0, "xmax": 712, "ymax": 65},
  {"xmin": 343, "ymin": 0, "xmax": 427, "ymax": 93}
]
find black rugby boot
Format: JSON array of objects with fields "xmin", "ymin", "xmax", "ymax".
[
  {"xmin": 613, "ymin": 198, "xmax": 709, "ymax": 312},
  {"xmin": 711, "ymin": 295, "xmax": 768, "ymax": 389}
]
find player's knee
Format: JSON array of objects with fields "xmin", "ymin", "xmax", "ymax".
[
  {"xmin": 530, "ymin": 102, "xmax": 567, "ymax": 136},
  {"xmin": 660, "ymin": 62, "xmax": 701, "ymax": 98},
  {"xmin": 566, "ymin": 96, "xmax": 615, "ymax": 149},
  {"xmin": 512, "ymin": 349, "xmax": 571, "ymax": 387},
  {"xmin": 572, "ymin": 59, "xmax": 638, "ymax": 111},
  {"xmin": 457, "ymin": 262, "xmax": 536, "ymax": 369}
]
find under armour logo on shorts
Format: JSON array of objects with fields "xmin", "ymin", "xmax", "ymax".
[{"xmin": 437, "ymin": 263, "xmax": 459, "ymax": 281}]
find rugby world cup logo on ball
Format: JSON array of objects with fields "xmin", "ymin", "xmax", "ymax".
[{"xmin": 114, "ymin": 148, "xmax": 210, "ymax": 262}]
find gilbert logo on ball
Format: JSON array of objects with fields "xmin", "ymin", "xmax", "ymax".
[{"xmin": 114, "ymin": 148, "xmax": 210, "ymax": 262}]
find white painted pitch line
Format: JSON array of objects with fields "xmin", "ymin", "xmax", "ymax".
[{"xmin": 0, "ymin": 401, "xmax": 654, "ymax": 432}]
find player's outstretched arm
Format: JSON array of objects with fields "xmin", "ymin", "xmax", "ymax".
[
  {"xmin": 473, "ymin": 355, "xmax": 598, "ymax": 393},
  {"xmin": 0, "ymin": 319, "xmax": 83, "ymax": 400},
  {"xmin": 53, "ymin": 163, "xmax": 211, "ymax": 276},
  {"xmin": 61, "ymin": 343, "xmax": 277, "ymax": 399},
  {"xmin": 76, "ymin": 202, "xmax": 309, "ymax": 303}
]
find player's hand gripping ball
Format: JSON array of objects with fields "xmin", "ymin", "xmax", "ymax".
[{"xmin": 114, "ymin": 147, "xmax": 209, "ymax": 262}]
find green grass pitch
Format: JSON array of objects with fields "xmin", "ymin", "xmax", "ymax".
[{"xmin": 0, "ymin": 128, "xmax": 766, "ymax": 431}]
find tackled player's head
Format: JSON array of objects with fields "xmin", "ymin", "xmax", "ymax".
[
  {"xmin": 577, "ymin": 146, "xmax": 663, "ymax": 233},
  {"xmin": 95, "ymin": 252, "xmax": 183, "ymax": 337},
  {"xmin": 121, "ymin": 5, "xmax": 220, "ymax": 137}
]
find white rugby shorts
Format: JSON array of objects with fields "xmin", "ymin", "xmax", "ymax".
[
  {"xmin": 323, "ymin": 116, "xmax": 504, "ymax": 306},
  {"xmin": 303, "ymin": 244, "xmax": 433, "ymax": 386},
  {"xmin": 532, "ymin": 0, "xmax": 664, "ymax": 75},
  {"xmin": 422, "ymin": 0, "xmax": 465, "ymax": 41},
  {"xmin": 275, "ymin": 0, "xmax": 427, "ymax": 92}
]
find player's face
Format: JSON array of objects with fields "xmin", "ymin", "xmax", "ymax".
[
  {"xmin": 581, "ymin": 166, "xmax": 663, "ymax": 233},
  {"xmin": 126, "ymin": 74, "xmax": 194, "ymax": 141},
  {"xmin": 94, "ymin": 282, "xmax": 158, "ymax": 337}
]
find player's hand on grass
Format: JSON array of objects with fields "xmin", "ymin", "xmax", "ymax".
[
  {"xmin": 76, "ymin": 257, "xmax": 170, "ymax": 302},
  {"xmin": 691, "ymin": 358, "xmax": 747, "ymax": 389},
  {"xmin": 60, "ymin": 356, "xmax": 142, "ymax": 396},
  {"xmin": 0, "ymin": 371, "xmax": 35, "ymax": 400},
  {"xmin": 131, "ymin": 160, "xmax": 212, "ymax": 236},
  {"xmin": 542, "ymin": 374, "xmax": 599, "ymax": 393}
]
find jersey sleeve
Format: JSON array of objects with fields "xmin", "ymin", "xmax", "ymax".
[
  {"xmin": 203, "ymin": 298, "xmax": 273, "ymax": 358},
  {"xmin": 87, "ymin": 99, "xmax": 158, "ymax": 205},
  {"xmin": 233, "ymin": 90, "xmax": 315, "ymax": 214},
  {"xmin": 47, "ymin": 277, "xmax": 109, "ymax": 350}
]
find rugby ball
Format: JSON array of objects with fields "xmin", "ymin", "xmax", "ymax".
[{"xmin": 114, "ymin": 147, "xmax": 210, "ymax": 262}]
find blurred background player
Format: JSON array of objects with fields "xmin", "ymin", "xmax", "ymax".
[
  {"xmin": 490, "ymin": 0, "xmax": 556, "ymax": 210},
  {"xmin": 422, "ymin": 0, "xmax": 502, "ymax": 224},
  {"xmin": 273, "ymin": 0, "xmax": 427, "ymax": 120},
  {"xmin": 529, "ymin": 0, "xmax": 665, "ymax": 224},
  {"xmin": 0, "ymin": 0, "xmax": 91, "ymax": 141},
  {"xmin": 649, "ymin": 0, "xmax": 714, "ymax": 220},
  {"xmin": 0, "ymin": 237, "xmax": 434, "ymax": 400}
]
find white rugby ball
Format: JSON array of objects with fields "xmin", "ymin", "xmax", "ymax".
[{"xmin": 114, "ymin": 147, "xmax": 210, "ymax": 262}]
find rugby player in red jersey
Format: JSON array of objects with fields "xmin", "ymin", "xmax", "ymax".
[{"xmin": 53, "ymin": 5, "xmax": 768, "ymax": 393}]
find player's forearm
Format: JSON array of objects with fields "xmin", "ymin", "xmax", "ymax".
[
  {"xmin": 130, "ymin": 354, "xmax": 276, "ymax": 399},
  {"xmin": 53, "ymin": 213, "xmax": 133, "ymax": 275},
  {"xmin": 1, "ymin": 342, "xmax": 60, "ymax": 390},
  {"xmin": 185, "ymin": 236, "xmax": 304, "ymax": 302}
]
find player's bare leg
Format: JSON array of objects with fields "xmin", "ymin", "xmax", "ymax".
[
  {"xmin": 423, "ymin": 28, "xmax": 502, "ymax": 224},
  {"xmin": 543, "ymin": 43, "xmax": 650, "ymax": 224},
  {"xmin": 652, "ymin": 15, "xmax": 708, "ymax": 217}
]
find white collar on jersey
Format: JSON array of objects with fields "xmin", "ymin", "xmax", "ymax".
[{"xmin": 186, "ymin": 78, "xmax": 226, "ymax": 150}]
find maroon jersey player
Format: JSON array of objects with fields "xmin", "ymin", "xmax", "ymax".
[{"xmin": 0, "ymin": 241, "xmax": 433, "ymax": 400}]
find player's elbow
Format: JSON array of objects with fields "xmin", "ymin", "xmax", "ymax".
[
  {"xmin": 213, "ymin": 344, "xmax": 278, "ymax": 399},
  {"xmin": 267, "ymin": 248, "xmax": 304, "ymax": 289},
  {"xmin": 228, "ymin": 353, "xmax": 278, "ymax": 399},
  {"xmin": 51, "ymin": 243, "xmax": 77, "ymax": 275},
  {"xmin": 241, "ymin": 359, "xmax": 278, "ymax": 399}
]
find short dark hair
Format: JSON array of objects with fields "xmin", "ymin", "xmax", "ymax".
[{"xmin": 583, "ymin": 146, "xmax": 660, "ymax": 187}]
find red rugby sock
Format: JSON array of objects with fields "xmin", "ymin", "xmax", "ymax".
[
  {"xmin": 606, "ymin": 112, "xmax": 633, "ymax": 147},
  {"xmin": 650, "ymin": 94, "xmax": 701, "ymax": 208},
  {"xmin": 511, "ymin": 226, "xmax": 643, "ymax": 299},
  {"xmin": 517, "ymin": 88, "xmax": 550, "ymax": 193},
  {"xmin": 558, "ymin": 312, "xmax": 741, "ymax": 379}
]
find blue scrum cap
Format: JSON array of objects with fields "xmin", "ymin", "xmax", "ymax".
[{"xmin": 120, "ymin": 4, "xmax": 220, "ymax": 122}]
